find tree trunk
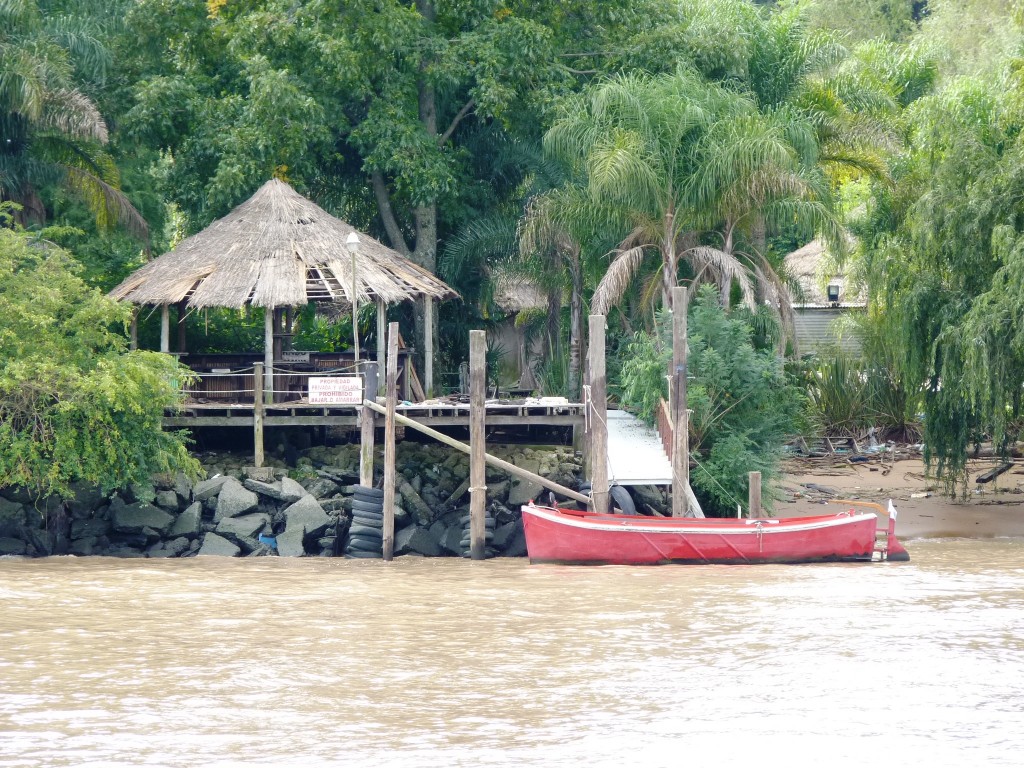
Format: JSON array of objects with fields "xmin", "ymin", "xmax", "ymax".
[{"xmin": 661, "ymin": 209, "xmax": 678, "ymax": 308}]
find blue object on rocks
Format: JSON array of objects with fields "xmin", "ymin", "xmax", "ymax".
[{"xmin": 258, "ymin": 534, "xmax": 278, "ymax": 550}]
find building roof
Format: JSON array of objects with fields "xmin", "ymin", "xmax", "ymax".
[{"xmin": 109, "ymin": 179, "xmax": 459, "ymax": 310}]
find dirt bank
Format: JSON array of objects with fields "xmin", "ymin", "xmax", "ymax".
[{"xmin": 776, "ymin": 455, "xmax": 1024, "ymax": 539}]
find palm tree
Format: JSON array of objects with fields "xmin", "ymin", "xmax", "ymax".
[{"xmin": 0, "ymin": 0, "xmax": 146, "ymax": 237}]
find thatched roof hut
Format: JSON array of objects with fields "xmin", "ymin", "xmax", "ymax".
[
  {"xmin": 110, "ymin": 179, "xmax": 459, "ymax": 400},
  {"xmin": 110, "ymin": 179, "xmax": 457, "ymax": 309},
  {"xmin": 783, "ymin": 238, "xmax": 864, "ymax": 307}
]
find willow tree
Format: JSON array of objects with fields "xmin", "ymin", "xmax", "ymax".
[{"xmin": 857, "ymin": 66, "xmax": 1024, "ymax": 491}]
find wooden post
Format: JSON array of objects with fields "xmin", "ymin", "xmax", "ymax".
[
  {"xmin": 424, "ymin": 296, "xmax": 434, "ymax": 399},
  {"xmin": 263, "ymin": 306, "xmax": 274, "ymax": 404},
  {"xmin": 376, "ymin": 298, "xmax": 386, "ymax": 371},
  {"xmin": 671, "ymin": 286, "xmax": 689, "ymax": 517},
  {"xmin": 748, "ymin": 471, "xmax": 762, "ymax": 519},
  {"xmin": 359, "ymin": 362, "xmax": 379, "ymax": 487},
  {"xmin": 253, "ymin": 363, "xmax": 265, "ymax": 468},
  {"xmin": 177, "ymin": 300, "xmax": 187, "ymax": 353},
  {"xmin": 129, "ymin": 308, "xmax": 138, "ymax": 351},
  {"xmin": 469, "ymin": 330, "xmax": 487, "ymax": 559},
  {"xmin": 160, "ymin": 304, "xmax": 170, "ymax": 353},
  {"xmin": 589, "ymin": 315, "xmax": 609, "ymax": 513},
  {"xmin": 383, "ymin": 322, "xmax": 399, "ymax": 561}
]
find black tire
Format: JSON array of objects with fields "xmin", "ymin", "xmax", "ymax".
[
  {"xmin": 352, "ymin": 485, "xmax": 384, "ymax": 499},
  {"xmin": 348, "ymin": 524, "xmax": 383, "ymax": 538},
  {"xmin": 610, "ymin": 485, "xmax": 637, "ymax": 516},
  {"xmin": 351, "ymin": 514, "xmax": 383, "ymax": 528},
  {"xmin": 353, "ymin": 492, "xmax": 385, "ymax": 505},
  {"xmin": 352, "ymin": 499, "xmax": 384, "ymax": 514},
  {"xmin": 346, "ymin": 537, "xmax": 382, "ymax": 553}
]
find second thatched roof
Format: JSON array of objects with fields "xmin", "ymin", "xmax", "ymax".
[{"xmin": 109, "ymin": 179, "xmax": 459, "ymax": 309}]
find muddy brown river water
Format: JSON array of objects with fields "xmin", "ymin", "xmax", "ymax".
[{"xmin": 1, "ymin": 539, "xmax": 1022, "ymax": 767}]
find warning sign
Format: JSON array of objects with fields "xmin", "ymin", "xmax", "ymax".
[{"xmin": 308, "ymin": 376, "xmax": 363, "ymax": 405}]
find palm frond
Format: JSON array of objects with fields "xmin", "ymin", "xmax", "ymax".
[
  {"xmin": 592, "ymin": 245, "xmax": 648, "ymax": 315},
  {"xmin": 685, "ymin": 245, "xmax": 755, "ymax": 309},
  {"xmin": 65, "ymin": 166, "xmax": 149, "ymax": 239}
]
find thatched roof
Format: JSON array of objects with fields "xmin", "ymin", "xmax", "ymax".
[
  {"xmin": 784, "ymin": 238, "xmax": 865, "ymax": 307},
  {"xmin": 109, "ymin": 179, "xmax": 459, "ymax": 309},
  {"xmin": 493, "ymin": 277, "xmax": 548, "ymax": 313}
]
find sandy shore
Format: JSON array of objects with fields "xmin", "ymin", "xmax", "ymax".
[{"xmin": 776, "ymin": 454, "xmax": 1024, "ymax": 539}]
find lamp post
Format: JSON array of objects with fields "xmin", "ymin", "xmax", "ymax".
[{"xmin": 346, "ymin": 232, "xmax": 360, "ymax": 363}]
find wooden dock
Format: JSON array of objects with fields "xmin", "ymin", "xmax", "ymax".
[{"xmin": 164, "ymin": 399, "xmax": 585, "ymax": 433}]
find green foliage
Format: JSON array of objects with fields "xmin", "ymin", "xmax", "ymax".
[
  {"xmin": 618, "ymin": 286, "xmax": 806, "ymax": 515},
  {"xmin": 0, "ymin": 221, "xmax": 198, "ymax": 497}
]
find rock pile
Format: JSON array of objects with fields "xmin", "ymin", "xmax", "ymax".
[{"xmin": 0, "ymin": 442, "xmax": 589, "ymax": 559}]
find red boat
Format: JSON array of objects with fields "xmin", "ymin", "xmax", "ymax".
[{"xmin": 521, "ymin": 499, "xmax": 909, "ymax": 565}]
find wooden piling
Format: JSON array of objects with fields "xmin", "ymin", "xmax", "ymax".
[
  {"xmin": 253, "ymin": 363, "xmax": 265, "ymax": 468},
  {"xmin": 589, "ymin": 315, "xmax": 609, "ymax": 513},
  {"xmin": 129, "ymin": 308, "xmax": 138, "ymax": 351},
  {"xmin": 671, "ymin": 286, "xmax": 689, "ymax": 518},
  {"xmin": 424, "ymin": 296, "xmax": 435, "ymax": 399},
  {"xmin": 160, "ymin": 304, "xmax": 170, "ymax": 353},
  {"xmin": 748, "ymin": 471, "xmax": 762, "ymax": 519},
  {"xmin": 469, "ymin": 330, "xmax": 486, "ymax": 559},
  {"xmin": 359, "ymin": 362, "xmax": 379, "ymax": 487},
  {"xmin": 263, "ymin": 306, "xmax": 274, "ymax": 404},
  {"xmin": 383, "ymin": 322, "xmax": 399, "ymax": 561},
  {"xmin": 177, "ymin": 300, "xmax": 187, "ymax": 353}
]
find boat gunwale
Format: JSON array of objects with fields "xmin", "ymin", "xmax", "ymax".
[{"xmin": 521, "ymin": 504, "xmax": 878, "ymax": 536}]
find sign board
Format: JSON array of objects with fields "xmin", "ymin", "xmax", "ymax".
[
  {"xmin": 309, "ymin": 376, "xmax": 363, "ymax": 405},
  {"xmin": 282, "ymin": 350, "xmax": 311, "ymax": 363}
]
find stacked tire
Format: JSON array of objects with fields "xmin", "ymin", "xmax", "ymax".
[
  {"xmin": 345, "ymin": 485, "xmax": 384, "ymax": 559},
  {"xmin": 459, "ymin": 513, "xmax": 497, "ymax": 558}
]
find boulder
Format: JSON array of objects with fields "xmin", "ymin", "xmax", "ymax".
[
  {"xmin": 173, "ymin": 472, "xmax": 193, "ymax": 505},
  {"xmin": 492, "ymin": 519, "xmax": 522, "ymax": 551},
  {"xmin": 216, "ymin": 513, "xmax": 271, "ymax": 540},
  {"xmin": 242, "ymin": 478, "xmax": 286, "ymax": 501},
  {"xmin": 155, "ymin": 490, "xmax": 180, "ymax": 511},
  {"xmin": 168, "ymin": 502, "xmax": 202, "ymax": 538},
  {"xmin": 214, "ymin": 478, "xmax": 259, "ymax": 521},
  {"xmin": 507, "ymin": 471, "xmax": 544, "ymax": 508},
  {"xmin": 280, "ymin": 476, "xmax": 308, "ymax": 503},
  {"xmin": 302, "ymin": 477, "xmax": 337, "ymax": 500},
  {"xmin": 398, "ymin": 480, "xmax": 433, "ymax": 525},
  {"xmin": 163, "ymin": 537, "xmax": 191, "ymax": 557},
  {"xmin": 0, "ymin": 537, "xmax": 27, "ymax": 556},
  {"xmin": 499, "ymin": 523, "xmax": 527, "ymax": 557},
  {"xmin": 68, "ymin": 537, "xmax": 96, "ymax": 556},
  {"xmin": 275, "ymin": 527, "xmax": 306, "ymax": 557},
  {"xmin": 70, "ymin": 518, "xmax": 110, "ymax": 540},
  {"xmin": 395, "ymin": 524, "xmax": 443, "ymax": 557},
  {"xmin": 0, "ymin": 497, "xmax": 26, "ymax": 538},
  {"xmin": 127, "ymin": 482, "xmax": 156, "ymax": 505},
  {"xmin": 283, "ymin": 495, "xmax": 333, "ymax": 539},
  {"xmin": 112, "ymin": 503, "xmax": 174, "ymax": 536},
  {"xmin": 193, "ymin": 475, "xmax": 230, "ymax": 501},
  {"xmin": 65, "ymin": 482, "xmax": 105, "ymax": 518},
  {"xmin": 197, "ymin": 533, "xmax": 241, "ymax": 557},
  {"xmin": 434, "ymin": 522, "xmax": 464, "ymax": 555}
]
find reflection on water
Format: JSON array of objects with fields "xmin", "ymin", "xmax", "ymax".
[{"xmin": 1, "ymin": 539, "xmax": 1023, "ymax": 767}]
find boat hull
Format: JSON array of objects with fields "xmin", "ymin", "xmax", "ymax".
[{"xmin": 521, "ymin": 505, "xmax": 879, "ymax": 565}]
